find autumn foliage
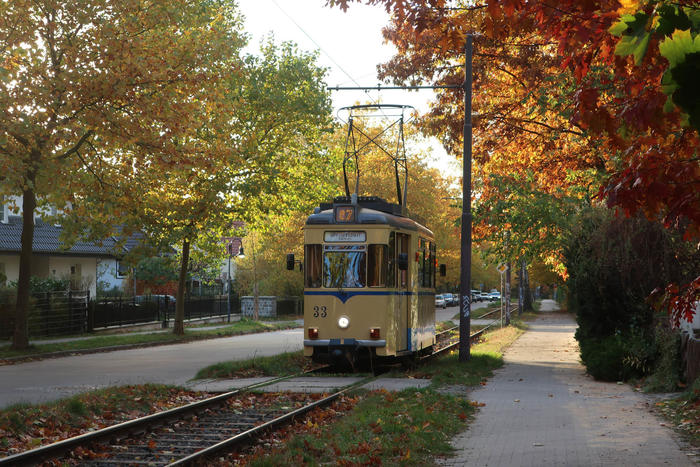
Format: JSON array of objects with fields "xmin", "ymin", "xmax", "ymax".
[{"xmin": 329, "ymin": 0, "xmax": 700, "ymax": 323}]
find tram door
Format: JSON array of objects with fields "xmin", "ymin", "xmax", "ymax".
[{"xmin": 396, "ymin": 233, "xmax": 410, "ymax": 351}]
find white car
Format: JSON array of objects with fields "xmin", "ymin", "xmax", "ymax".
[{"xmin": 435, "ymin": 294, "xmax": 446, "ymax": 309}]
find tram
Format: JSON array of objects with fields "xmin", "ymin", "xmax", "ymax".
[
  {"xmin": 288, "ymin": 194, "xmax": 437, "ymax": 367},
  {"xmin": 287, "ymin": 104, "xmax": 442, "ymax": 368}
]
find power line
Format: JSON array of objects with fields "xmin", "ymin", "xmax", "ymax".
[{"xmin": 268, "ymin": 0, "xmax": 382, "ymax": 106}]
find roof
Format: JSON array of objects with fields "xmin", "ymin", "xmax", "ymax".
[
  {"xmin": 0, "ymin": 216, "xmax": 121, "ymax": 257},
  {"xmin": 306, "ymin": 197, "xmax": 433, "ymax": 238}
]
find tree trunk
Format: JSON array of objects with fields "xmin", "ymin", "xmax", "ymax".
[
  {"xmin": 518, "ymin": 259, "xmax": 524, "ymax": 316},
  {"xmin": 11, "ymin": 188, "xmax": 37, "ymax": 350},
  {"xmin": 173, "ymin": 238, "xmax": 190, "ymax": 335},
  {"xmin": 504, "ymin": 262, "xmax": 511, "ymax": 325},
  {"xmin": 523, "ymin": 260, "xmax": 533, "ymax": 311}
]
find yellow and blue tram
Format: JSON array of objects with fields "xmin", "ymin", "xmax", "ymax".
[{"xmin": 296, "ymin": 195, "xmax": 438, "ymax": 367}]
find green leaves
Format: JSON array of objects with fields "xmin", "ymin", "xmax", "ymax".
[
  {"xmin": 659, "ymin": 28, "xmax": 700, "ymax": 67},
  {"xmin": 659, "ymin": 30, "xmax": 700, "ymax": 130},
  {"xmin": 609, "ymin": 3, "xmax": 700, "ymax": 130},
  {"xmin": 610, "ymin": 13, "xmax": 651, "ymax": 65}
]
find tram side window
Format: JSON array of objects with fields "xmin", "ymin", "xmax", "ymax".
[
  {"xmin": 398, "ymin": 233, "xmax": 409, "ymax": 287},
  {"xmin": 387, "ymin": 233, "xmax": 396, "ymax": 288},
  {"xmin": 305, "ymin": 244, "xmax": 322, "ymax": 288},
  {"xmin": 419, "ymin": 238, "xmax": 432, "ymax": 288},
  {"xmin": 417, "ymin": 238, "xmax": 425, "ymax": 287},
  {"xmin": 430, "ymin": 242, "xmax": 436, "ymax": 288},
  {"xmin": 368, "ymin": 244, "xmax": 388, "ymax": 287}
]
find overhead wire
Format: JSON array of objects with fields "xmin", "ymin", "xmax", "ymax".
[{"xmin": 268, "ymin": 0, "xmax": 383, "ymax": 108}]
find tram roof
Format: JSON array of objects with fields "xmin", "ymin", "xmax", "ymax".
[{"xmin": 305, "ymin": 197, "xmax": 434, "ymax": 238}]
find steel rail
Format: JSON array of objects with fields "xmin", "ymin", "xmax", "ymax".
[
  {"xmin": 168, "ymin": 375, "xmax": 375, "ymax": 466},
  {"xmin": 0, "ymin": 368, "xmax": 327, "ymax": 466},
  {"xmin": 429, "ymin": 318, "xmax": 500, "ymax": 358}
]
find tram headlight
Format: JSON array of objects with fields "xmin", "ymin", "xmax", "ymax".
[
  {"xmin": 370, "ymin": 328, "xmax": 381, "ymax": 339},
  {"xmin": 338, "ymin": 316, "xmax": 350, "ymax": 329},
  {"xmin": 308, "ymin": 328, "xmax": 319, "ymax": 339}
]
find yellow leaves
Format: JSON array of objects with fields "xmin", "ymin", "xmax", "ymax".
[
  {"xmin": 305, "ymin": 419, "xmax": 318, "ymax": 429},
  {"xmin": 617, "ymin": 0, "xmax": 643, "ymax": 16}
]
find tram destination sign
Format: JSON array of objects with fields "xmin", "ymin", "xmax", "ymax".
[{"xmin": 324, "ymin": 231, "xmax": 366, "ymax": 243}]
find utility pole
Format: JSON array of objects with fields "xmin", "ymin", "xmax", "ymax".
[
  {"xmin": 459, "ymin": 34, "xmax": 473, "ymax": 361},
  {"xmin": 505, "ymin": 262, "xmax": 511, "ymax": 325}
]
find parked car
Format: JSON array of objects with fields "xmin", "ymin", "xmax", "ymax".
[
  {"xmin": 487, "ymin": 292, "xmax": 501, "ymax": 302},
  {"xmin": 443, "ymin": 293, "xmax": 456, "ymax": 306},
  {"xmin": 435, "ymin": 294, "xmax": 446, "ymax": 309},
  {"xmin": 134, "ymin": 294, "xmax": 176, "ymax": 304},
  {"xmin": 471, "ymin": 290, "xmax": 482, "ymax": 302}
]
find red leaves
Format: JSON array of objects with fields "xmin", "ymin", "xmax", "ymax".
[
  {"xmin": 650, "ymin": 277, "xmax": 700, "ymax": 327},
  {"xmin": 601, "ymin": 136, "xmax": 700, "ymax": 239}
]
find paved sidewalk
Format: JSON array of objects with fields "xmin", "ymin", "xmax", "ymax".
[{"xmin": 441, "ymin": 300, "xmax": 696, "ymax": 466}]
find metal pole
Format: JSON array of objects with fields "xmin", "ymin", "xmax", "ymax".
[
  {"xmin": 459, "ymin": 35, "xmax": 473, "ymax": 361},
  {"xmin": 227, "ymin": 253, "xmax": 231, "ymax": 323}
]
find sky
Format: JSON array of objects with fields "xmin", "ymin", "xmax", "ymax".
[{"xmin": 236, "ymin": 0, "xmax": 459, "ymax": 177}]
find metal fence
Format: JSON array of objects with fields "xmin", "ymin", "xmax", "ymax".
[
  {"xmin": 91, "ymin": 295, "xmax": 172, "ymax": 329},
  {"xmin": 1, "ymin": 291, "xmax": 301, "ymax": 340},
  {"xmin": 0, "ymin": 290, "xmax": 90, "ymax": 339},
  {"xmin": 91, "ymin": 294, "xmax": 240, "ymax": 330}
]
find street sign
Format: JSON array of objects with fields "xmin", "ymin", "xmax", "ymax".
[{"xmin": 497, "ymin": 263, "xmax": 507, "ymax": 275}]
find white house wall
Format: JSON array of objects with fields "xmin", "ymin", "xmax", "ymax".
[
  {"xmin": 49, "ymin": 257, "xmax": 97, "ymax": 297},
  {"xmin": 97, "ymin": 259, "xmax": 125, "ymax": 291},
  {"xmin": 0, "ymin": 255, "xmax": 19, "ymax": 285}
]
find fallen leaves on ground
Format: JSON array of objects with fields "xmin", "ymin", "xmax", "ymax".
[
  {"xmin": 0, "ymin": 384, "xmax": 214, "ymax": 456},
  {"xmin": 654, "ymin": 387, "xmax": 700, "ymax": 447}
]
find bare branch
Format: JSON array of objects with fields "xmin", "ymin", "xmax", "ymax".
[{"xmin": 55, "ymin": 130, "xmax": 94, "ymax": 160}]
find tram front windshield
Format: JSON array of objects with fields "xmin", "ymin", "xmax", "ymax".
[{"xmin": 323, "ymin": 245, "xmax": 366, "ymax": 288}]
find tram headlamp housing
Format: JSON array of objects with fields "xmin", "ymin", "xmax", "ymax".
[
  {"xmin": 308, "ymin": 328, "xmax": 319, "ymax": 339},
  {"xmin": 338, "ymin": 316, "xmax": 350, "ymax": 329},
  {"xmin": 370, "ymin": 328, "xmax": 381, "ymax": 339}
]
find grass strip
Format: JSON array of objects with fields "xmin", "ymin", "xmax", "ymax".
[
  {"xmin": 195, "ymin": 351, "xmax": 316, "ymax": 379},
  {"xmin": 0, "ymin": 319, "xmax": 298, "ymax": 360}
]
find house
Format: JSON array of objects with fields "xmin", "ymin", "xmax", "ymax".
[{"xmin": 0, "ymin": 196, "xmax": 130, "ymax": 297}]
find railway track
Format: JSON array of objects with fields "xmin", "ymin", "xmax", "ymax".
[
  {"xmin": 0, "ymin": 371, "xmax": 370, "ymax": 467},
  {"xmin": 431, "ymin": 311, "xmax": 501, "ymax": 357}
]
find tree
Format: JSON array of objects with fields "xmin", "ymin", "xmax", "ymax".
[
  {"xmin": 103, "ymin": 40, "xmax": 332, "ymax": 334},
  {"xmin": 0, "ymin": 0, "xmax": 240, "ymax": 349},
  {"xmin": 329, "ymin": 0, "xmax": 699, "ymax": 320}
]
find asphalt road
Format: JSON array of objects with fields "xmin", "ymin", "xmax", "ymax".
[{"xmin": 0, "ymin": 328, "xmax": 302, "ymax": 408}]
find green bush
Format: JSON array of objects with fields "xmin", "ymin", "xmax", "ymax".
[
  {"xmin": 565, "ymin": 207, "xmax": 699, "ymax": 383},
  {"xmin": 578, "ymin": 334, "xmax": 632, "ymax": 381}
]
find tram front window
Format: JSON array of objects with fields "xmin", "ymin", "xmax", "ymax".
[{"xmin": 323, "ymin": 245, "xmax": 366, "ymax": 288}]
